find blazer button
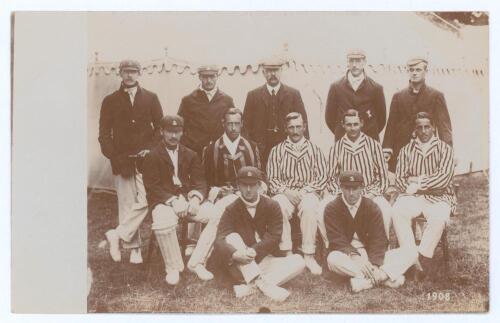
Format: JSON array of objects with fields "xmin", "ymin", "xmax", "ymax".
[{"xmin": 132, "ymin": 119, "xmax": 135, "ymax": 124}]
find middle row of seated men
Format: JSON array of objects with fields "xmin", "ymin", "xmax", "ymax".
[{"xmin": 105, "ymin": 108, "xmax": 456, "ymax": 301}]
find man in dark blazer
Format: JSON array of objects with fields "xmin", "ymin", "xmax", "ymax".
[
  {"xmin": 178, "ymin": 65, "xmax": 235, "ymax": 156},
  {"xmin": 100, "ymin": 59, "xmax": 164, "ymax": 264},
  {"xmin": 214, "ymin": 166, "xmax": 305, "ymax": 301},
  {"xmin": 138, "ymin": 115, "xmax": 217, "ymax": 285},
  {"xmin": 242, "ymin": 58, "xmax": 309, "ymax": 167},
  {"xmin": 382, "ymin": 57, "xmax": 453, "ymax": 172},
  {"xmin": 324, "ymin": 171, "xmax": 417, "ymax": 292},
  {"xmin": 325, "ymin": 50, "xmax": 386, "ymax": 141}
]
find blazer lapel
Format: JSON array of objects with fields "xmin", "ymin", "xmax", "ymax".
[
  {"xmin": 158, "ymin": 144, "xmax": 175, "ymax": 175},
  {"xmin": 260, "ymin": 85, "xmax": 271, "ymax": 110}
]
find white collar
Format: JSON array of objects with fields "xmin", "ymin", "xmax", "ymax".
[
  {"xmin": 165, "ymin": 144, "xmax": 179, "ymax": 153},
  {"xmin": 416, "ymin": 136, "xmax": 435, "ymax": 153},
  {"xmin": 347, "ymin": 71, "xmax": 365, "ymax": 90},
  {"xmin": 342, "ymin": 194, "xmax": 362, "ymax": 218},
  {"xmin": 286, "ymin": 136, "xmax": 306, "ymax": 147},
  {"xmin": 343, "ymin": 132, "xmax": 364, "ymax": 147},
  {"xmin": 222, "ymin": 133, "xmax": 241, "ymax": 155},
  {"xmin": 266, "ymin": 83, "xmax": 281, "ymax": 95},
  {"xmin": 199, "ymin": 85, "xmax": 218, "ymax": 98},
  {"xmin": 241, "ymin": 194, "xmax": 260, "ymax": 208}
]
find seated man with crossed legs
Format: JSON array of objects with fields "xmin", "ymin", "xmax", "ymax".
[
  {"xmin": 325, "ymin": 171, "xmax": 417, "ymax": 292},
  {"xmin": 214, "ymin": 166, "xmax": 305, "ymax": 301}
]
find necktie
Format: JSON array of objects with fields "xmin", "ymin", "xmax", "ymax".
[{"xmin": 270, "ymin": 89, "xmax": 278, "ymax": 132}]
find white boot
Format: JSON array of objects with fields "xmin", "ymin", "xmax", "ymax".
[
  {"xmin": 234, "ymin": 284, "xmax": 257, "ymax": 298},
  {"xmin": 384, "ymin": 275, "xmax": 405, "ymax": 289},
  {"xmin": 105, "ymin": 229, "xmax": 121, "ymax": 262},
  {"xmin": 165, "ymin": 269, "xmax": 180, "ymax": 285},
  {"xmin": 255, "ymin": 277, "xmax": 290, "ymax": 302},
  {"xmin": 304, "ymin": 254, "xmax": 322, "ymax": 275},
  {"xmin": 189, "ymin": 264, "xmax": 214, "ymax": 281},
  {"xmin": 129, "ymin": 248, "xmax": 143, "ymax": 264},
  {"xmin": 350, "ymin": 277, "xmax": 374, "ymax": 293}
]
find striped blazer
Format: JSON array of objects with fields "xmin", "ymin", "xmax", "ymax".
[
  {"xmin": 267, "ymin": 138, "xmax": 328, "ymax": 195},
  {"xmin": 202, "ymin": 135, "xmax": 262, "ymax": 188},
  {"xmin": 327, "ymin": 133, "xmax": 388, "ymax": 196},
  {"xmin": 395, "ymin": 136, "xmax": 457, "ymax": 212}
]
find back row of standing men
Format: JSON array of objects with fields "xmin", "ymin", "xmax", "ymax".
[{"xmin": 98, "ymin": 50, "xmax": 456, "ymax": 300}]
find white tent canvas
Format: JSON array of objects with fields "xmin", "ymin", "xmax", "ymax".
[{"xmin": 87, "ymin": 12, "xmax": 488, "ymax": 189}]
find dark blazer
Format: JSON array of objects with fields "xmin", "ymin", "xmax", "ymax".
[
  {"xmin": 141, "ymin": 142, "xmax": 207, "ymax": 210},
  {"xmin": 382, "ymin": 83, "xmax": 453, "ymax": 172},
  {"xmin": 98, "ymin": 85, "xmax": 164, "ymax": 176},
  {"xmin": 325, "ymin": 74, "xmax": 386, "ymax": 141},
  {"xmin": 178, "ymin": 89, "xmax": 234, "ymax": 155},
  {"xmin": 214, "ymin": 195, "xmax": 283, "ymax": 265},
  {"xmin": 242, "ymin": 84, "xmax": 309, "ymax": 166},
  {"xmin": 324, "ymin": 196, "xmax": 388, "ymax": 266}
]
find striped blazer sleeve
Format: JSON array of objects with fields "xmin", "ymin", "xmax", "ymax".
[
  {"xmin": 363, "ymin": 140, "xmax": 389, "ymax": 196},
  {"xmin": 304, "ymin": 145, "xmax": 328, "ymax": 193},
  {"xmin": 420, "ymin": 142, "xmax": 454, "ymax": 191},
  {"xmin": 395, "ymin": 144, "xmax": 411, "ymax": 192},
  {"xmin": 266, "ymin": 145, "xmax": 285, "ymax": 195},
  {"xmin": 326, "ymin": 143, "xmax": 341, "ymax": 194}
]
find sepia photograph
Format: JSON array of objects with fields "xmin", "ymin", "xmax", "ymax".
[{"xmin": 82, "ymin": 11, "xmax": 489, "ymax": 313}]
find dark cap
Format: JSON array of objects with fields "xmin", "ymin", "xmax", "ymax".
[
  {"xmin": 237, "ymin": 166, "xmax": 262, "ymax": 184},
  {"xmin": 261, "ymin": 57, "xmax": 286, "ymax": 68},
  {"xmin": 339, "ymin": 171, "xmax": 364, "ymax": 187},
  {"xmin": 119, "ymin": 59, "xmax": 141, "ymax": 72},
  {"xmin": 407, "ymin": 57, "xmax": 428, "ymax": 67},
  {"xmin": 346, "ymin": 49, "xmax": 366, "ymax": 59},
  {"xmin": 197, "ymin": 65, "xmax": 219, "ymax": 75},
  {"xmin": 161, "ymin": 115, "xmax": 184, "ymax": 131}
]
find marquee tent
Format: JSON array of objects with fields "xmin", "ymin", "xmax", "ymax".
[{"xmin": 87, "ymin": 12, "xmax": 488, "ymax": 190}]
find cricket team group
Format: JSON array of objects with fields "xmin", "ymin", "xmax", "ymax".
[{"xmin": 98, "ymin": 49, "xmax": 455, "ymax": 301}]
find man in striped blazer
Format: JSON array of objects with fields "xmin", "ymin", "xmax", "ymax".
[
  {"xmin": 267, "ymin": 112, "xmax": 328, "ymax": 275},
  {"xmin": 318, "ymin": 109, "xmax": 392, "ymax": 245},
  {"xmin": 187, "ymin": 108, "xmax": 262, "ymax": 281},
  {"xmin": 392, "ymin": 112, "xmax": 456, "ymax": 279}
]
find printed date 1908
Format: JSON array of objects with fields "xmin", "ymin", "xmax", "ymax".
[{"xmin": 426, "ymin": 292, "xmax": 451, "ymax": 301}]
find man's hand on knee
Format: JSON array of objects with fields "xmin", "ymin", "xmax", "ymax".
[
  {"xmin": 172, "ymin": 197, "xmax": 188, "ymax": 218},
  {"xmin": 284, "ymin": 189, "xmax": 301, "ymax": 205}
]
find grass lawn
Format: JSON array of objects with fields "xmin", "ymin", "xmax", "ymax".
[{"xmin": 87, "ymin": 172, "xmax": 489, "ymax": 313}]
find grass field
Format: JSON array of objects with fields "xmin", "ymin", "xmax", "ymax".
[{"xmin": 87, "ymin": 172, "xmax": 489, "ymax": 313}]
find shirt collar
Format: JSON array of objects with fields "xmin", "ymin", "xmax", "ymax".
[
  {"xmin": 415, "ymin": 135, "xmax": 436, "ymax": 152},
  {"xmin": 341, "ymin": 194, "xmax": 362, "ymax": 218},
  {"xmin": 165, "ymin": 144, "xmax": 179, "ymax": 153},
  {"xmin": 266, "ymin": 83, "xmax": 281, "ymax": 95},
  {"xmin": 347, "ymin": 71, "xmax": 365, "ymax": 90},
  {"xmin": 240, "ymin": 194, "xmax": 261, "ymax": 208},
  {"xmin": 408, "ymin": 81, "xmax": 426, "ymax": 94},
  {"xmin": 199, "ymin": 85, "xmax": 218, "ymax": 98},
  {"xmin": 343, "ymin": 132, "xmax": 364, "ymax": 146},
  {"xmin": 286, "ymin": 136, "xmax": 306, "ymax": 148},
  {"xmin": 222, "ymin": 133, "xmax": 241, "ymax": 149}
]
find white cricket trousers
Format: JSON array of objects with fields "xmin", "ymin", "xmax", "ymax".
[
  {"xmin": 225, "ymin": 233, "xmax": 305, "ymax": 285},
  {"xmin": 327, "ymin": 243, "xmax": 417, "ymax": 281},
  {"xmin": 392, "ymin": 195, "xmax": 450, "ymax": 258},
  {"xmin": 114, "ymin": 173, "xmax": 148, "ymax": 249},
  {"xmin": 272, "ymin": 193, "xmax": 320, "ymax": 254},
  {"xmin": 187, "ymin": 194, "xmax": 240, "ymax": 268},
  {"xmin": 151, "ymin": 202, "xmax": 216, "ymax": 272}
]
